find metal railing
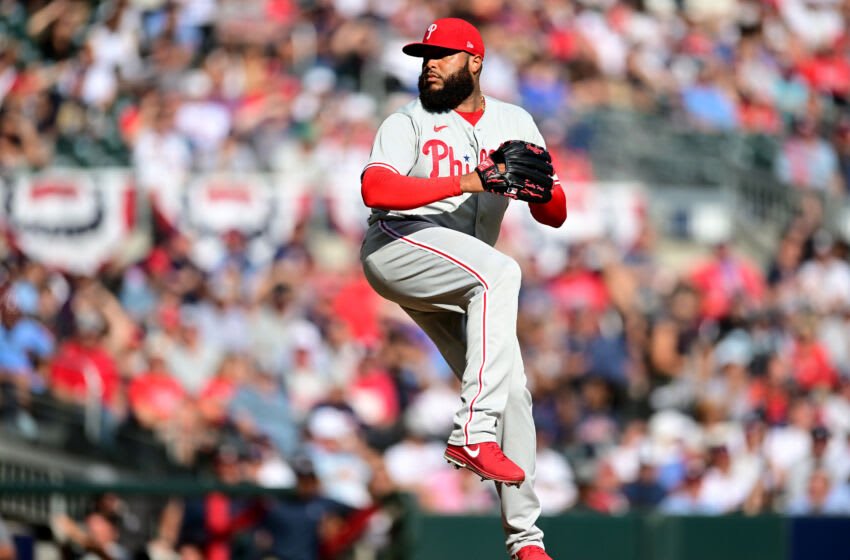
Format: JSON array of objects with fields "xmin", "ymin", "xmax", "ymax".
[
  {"xmin": 584, "ymin": 109, "xmax": 848, "ymax": 252},
  {"xmin": 0, "ymin": 460, "xmax": 75, "ymax": 526}
]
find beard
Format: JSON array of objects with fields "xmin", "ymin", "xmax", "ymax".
[{"xmin": 418, "ymin": 66, "xmax": 475, "ymax": 113}]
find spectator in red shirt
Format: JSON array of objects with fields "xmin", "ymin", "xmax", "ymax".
[
  {"xmin": 749, "ymin": 355, "xmax": 792, "ymax": 425},
  {"xmin": 197, "ymin": 354, "xmax": 244, "ymax": 427},
  {"xmin": 128, "ymin": 351, "xmax": 186, "ymax": 431},
  {"xmin": 347, "ymin": 350, "xmax": 400, "ymax": 430},
  {"xmin": 50, "ymin": 310, "xmax": 121, "ymax": 413},
  {"xmin": 790, "ymin": 319, "xmax": 838, "ymax": 392},
  {"xmin": 331, "ymin": 272, "xmax": 382, "ymax": 346},
  {"xmin": 548, "ymin": 244, "xmax": 610, "ymax": 314},
  {"xmin": 737, "ymin": 91, "xmax": 782, "ymax": 134},
  {"xmin": 796, "ymin": 46, "xmax": 850, "ymax": 100},
  {"xmin": 582, "ymin": 460, "xmax": 628, "ymax": 514},
  {"xmin": 690, "ymin": 243, "xmax": 765, "ymax": 320}
]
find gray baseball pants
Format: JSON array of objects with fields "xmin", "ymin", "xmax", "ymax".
[{"xmin": 360, "ymin": 218, "xmax": 544, "ymax": 556}]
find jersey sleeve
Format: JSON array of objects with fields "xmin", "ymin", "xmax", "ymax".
[
  {"xmin": 363, "ymin": 112, "xmax": 418, "ymax": 176},
  {"xmin": 361, "ymin": 167, "xmax": 462, "ymax": 210},
  {"xmin": 530, "ymin": 183, "xmax": 566, "ymax": 227}
]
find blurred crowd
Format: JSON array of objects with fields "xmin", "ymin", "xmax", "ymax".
[
  {"xmin": 1, "ymin": 0, "xmax": 850, "ymax": 193},
  {"xmin": 2, "ymin": 0, "xmax": 850, "ymax": 558}
]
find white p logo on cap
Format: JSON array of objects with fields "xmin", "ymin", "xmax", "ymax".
[{"xmin": 426, "ymin": 23, "xmax": 437, "ymax": 40}]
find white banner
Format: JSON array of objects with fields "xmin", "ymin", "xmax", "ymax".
[
  {"xmin": 1, "ymin": 168, "xmax": 135, "ymax": 274},
  {"xmin": 149, "ymin": 171, "xmax": 308, "ymax": 271},
  {"xmin": 1, "ymin": 168, "xmax": 647, "ymax": 277}
]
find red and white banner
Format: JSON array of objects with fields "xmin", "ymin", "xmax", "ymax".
[
  {"xmin": 1, "ymin": 168, "xmax": 135, "ymax": 274},
  {"xmin": 1, "ymin": 168, "xmax": 650, "ymax": 277},
  {"xmin": 148, "ymin": 172, "xmax": 309, "ymax": 271}
]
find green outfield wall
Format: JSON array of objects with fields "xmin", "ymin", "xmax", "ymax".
[{"xmin": 415, "ymin": 513, "xmax": 848, "ymax": 560}]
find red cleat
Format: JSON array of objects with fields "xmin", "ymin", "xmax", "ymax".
[
  {"xmin": 444, "ymin": 442, "xmax": 525, "ymax": 487},
  {"xmin": 514, "ymin": 545, "xmax": 552, "ymax": 560}
]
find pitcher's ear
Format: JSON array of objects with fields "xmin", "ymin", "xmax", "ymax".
[{"xmin": 469, "ymin": 54, "xmax": 483, "ymax": 75}]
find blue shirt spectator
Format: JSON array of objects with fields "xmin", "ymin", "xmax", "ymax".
[
  {"xmin": 682, "ymin": 69, "xmax": 738, "ymax": 130},
  {"xmin": 0, "ymin": 317, "xmax": 54, "ymax": 376},
  {"xmin": 623, "ymin": 464, "xmax": 667, "ymax": 510},
  {"xmin": 567, "ymin": 309, "xmax": 629, "ymax": 387},
  {"xmin": 776, "ymin": 119, "xmax": 841, "ymax": 192},
  {"xmin": 257, "ymin": 456, "xmax": 350, "ymax": 560},
  {"xmin": 519, "ymin": 61, "xmax": 569, "ymax": 121},
  {"xmin": 659, "ymin": 462, "xmax": 722, "ymax": 515},
  {"xmin": 229, "ymin": 370, "xmax": 298, "ymax": 458}
]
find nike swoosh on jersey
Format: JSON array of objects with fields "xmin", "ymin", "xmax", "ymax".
[
  {"xmin": 433, "ymin": 125, "xmax": 448, "ymax": 132},
  {"xmin": 464, "ymin": 445, "xmax": 480, "ymax": 458}
]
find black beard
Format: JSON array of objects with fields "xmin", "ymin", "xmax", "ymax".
[{"xmin": 418, "ymin": 66, "xmax": 475, "ymax": 113}]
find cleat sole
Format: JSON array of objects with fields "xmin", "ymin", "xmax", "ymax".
[{"xmin": 443, "ymin": 451, "xmax": 524, "ymax": 487}]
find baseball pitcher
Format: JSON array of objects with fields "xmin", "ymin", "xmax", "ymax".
[{"xmin": 359, "ymin": 18, "xmax": 567, "ymax": 560}]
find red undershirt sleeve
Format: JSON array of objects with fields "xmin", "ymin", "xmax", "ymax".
[
  {"xmin": 361, "ymin": 167, "xmax": 463, "ymax": 211},
  {"xmin": 529, "ymin": 182, "xmax": 567, "ymax": 228}
]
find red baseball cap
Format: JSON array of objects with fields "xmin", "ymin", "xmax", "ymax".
[{"xmin": 403, "ymin": 18, "xmax": 485, "ymax": 59}]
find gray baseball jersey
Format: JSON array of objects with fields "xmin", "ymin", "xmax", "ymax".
[
  {"xmin": 360, "ymin": 95, "xmax": 553, "ymax": 557},
  {"xmin": 363, "ymin": 96, "xmax": 553, "ymax": 245}
]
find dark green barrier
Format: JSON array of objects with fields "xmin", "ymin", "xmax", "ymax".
[
  {"xmin": 643, "ymin": 514, "xmax": 787, "ymax": 560},
  {"xmin": 414, "ymin": 516, "xmax": 508, "ymax": 560},
  {"xmin": 416, "ymin": 514, "xmax": 787, "ymax": 560},
  {"xmin": 537, "ymin": 514, "xmax": 642, "ymax": 560},
  {"xmin": 415, "ymin": 514, "xmax": 641, "ymax": 560}
]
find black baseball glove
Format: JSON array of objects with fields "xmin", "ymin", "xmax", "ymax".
[{"xmin": 475, "ymin": 140, "xmax": 554, "ymax": 203}]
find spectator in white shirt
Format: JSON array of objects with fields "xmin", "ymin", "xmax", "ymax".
[
  {"xmin": 87, "ymin": 0, "xmax": 142, "ymax": 80},
  {"xmin": 133, "ymin": 101, "xmax": 192, "ymax": 190},
  {"xmin": 764, "ymin": 397, "xmax": 815, "ymax": 487},
  {"xmin": 734, "ymin": 415, "xmax": 771, "ymax": 500},
  {"xmin": 785, "ymin": 427, "xmax": 845, "ymax": 504},
  {"xmin": 700, "ymin": 444, "xmax": 755, "ymax": 513},
  {"xmin": 822, "ymin": 379, "xmax": 850, "ymax": 449},
  {"xmin": 383, "ymin": 414, "xmax": 449, "ymax": 491},
  {"xmin": 797, "ymin": 232, "xmax": 850, "ymax": 313}
]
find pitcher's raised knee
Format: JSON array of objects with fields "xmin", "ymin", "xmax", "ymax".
[{"xmin": 491, "ymin": 256, "xmax": 522, "ymax": 292}]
